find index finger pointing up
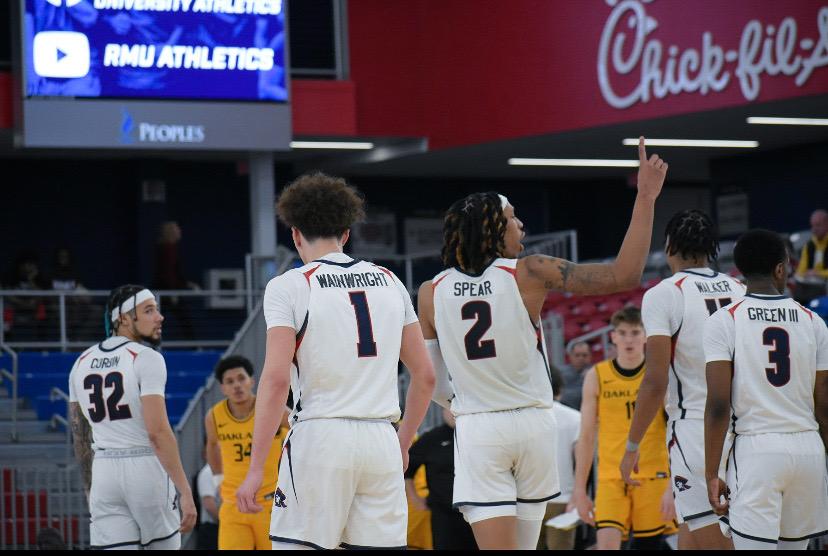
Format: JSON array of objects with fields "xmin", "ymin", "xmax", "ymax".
[{"xmin": 638, "ymin": 136, "xmax": 646, "ymax": 163}]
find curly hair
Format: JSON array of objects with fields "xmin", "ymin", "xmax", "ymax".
[
  {"xmin": 665, "ymin": 209, "xmax": 719, "ymax": 262},
  {"xmin": 442, "ymin": 192, "xmax": 507, "ymax": 275},
  {"xmin": 277, "ymin": 172, "xmax": 366, "ymax": 241}
]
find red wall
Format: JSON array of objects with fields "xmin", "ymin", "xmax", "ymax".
[{"xmin": 349, "ymin": 0, "xmax": 828, "ymax": 148}]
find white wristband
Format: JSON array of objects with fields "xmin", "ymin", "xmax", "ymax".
[
  {"xmin": 625, "ymin": 439, "xmax": 640, "ymax": 452},
  {"xmin": 212, "ymin": 473, "xmax": 224, "ymax": 490}
]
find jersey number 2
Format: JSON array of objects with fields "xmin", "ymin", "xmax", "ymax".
[
  {"xmin": 83, "ymin": 372, "xmax": 133, "ymax": 423},
  {"xmin": 349, "ymin": 291, "xmax": 378, "ymax": 357},
  {"xmin": 762, "ymin": 327, "xmax": 791, "ymax": 387},
  {"xmin": 462, "ymin": 301, "xmax": 496, "ymax": 360}
]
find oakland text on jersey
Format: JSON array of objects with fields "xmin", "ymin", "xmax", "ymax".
[
  {"xmin": 314, "ymin": 271, "xmax": 390, "ymax": 289},
  {"xmin": 746, "ymin": 306, "xmax": 800, "ymax": 323},
  {"xmin": 453, "ymin": 280, "xmax": 493, "ymax": 297},
  {"xmin": 217, "ymin": 431, "xmax": 253, "ymax": 442},
  {"xmin": 602, "ymin": 388, "xmax": 636, "ymax": 399},
  {"xmin": 693, "ymin": 279, "xmax": 734, "ymax": 294},
  {"xmin": 90, "ymin": 356, "xmax": 120, "ymax": 369}
]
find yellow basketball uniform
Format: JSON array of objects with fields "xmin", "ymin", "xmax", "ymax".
[
  {"xmin": 406, "ymin": 465, "xmax": 433, "ymax": 550},
  {"xmin": 594, "ymin": 359, "xmax": 676, "ymax": 538},
  {"xmin": 212, "ymin": 399, "xmax": 287, "ymax": 550}
]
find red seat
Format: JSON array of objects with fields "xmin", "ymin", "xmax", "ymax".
[
  {"xmin": 3, "ymin": 491, "xmax": 49, "ymax": 517},
  {"xmin": 2, "ymin": 516, "xmax": 80, "ymax": 547},
  {"xmin": 575, "ymin": 303, "xmax": 597, "ymax": 318}
]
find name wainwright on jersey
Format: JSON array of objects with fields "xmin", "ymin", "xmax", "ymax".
[{"xmin": 314, "ymin": 271, "xmax": 391, "ymax": 289}]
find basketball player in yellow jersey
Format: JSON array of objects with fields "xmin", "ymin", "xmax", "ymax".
[
  {"xmin": 571, "ymin": 307, "xmax": 676, "ymax": 549},
  {"xmin": 205, "ymin": 355, "xmax": 289, "ymax": 550}
]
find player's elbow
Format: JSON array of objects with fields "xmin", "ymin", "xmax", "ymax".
[
  {"xmin": 705, "ymin": 398, "xmax": 730, "ymax": 423},
  {"xmin": 413, "ymin": 364, "xmax": 436, "ymax": 391},
  {"xmin": 617, "ymin": 268, "xmax": 643, "ymax": 292}
]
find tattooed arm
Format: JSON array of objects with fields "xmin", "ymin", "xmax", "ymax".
[
  {"xmin": 519, "ymin": 137, "xmax": 668, "ymax": 295},
  {"xmin": 69, "ymin": 402, "xmax": 93, "ymax": 498}
]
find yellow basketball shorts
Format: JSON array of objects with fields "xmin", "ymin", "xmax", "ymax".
[
  {"xmin": 594, "ymin": 478, "xmax": 678, "ymax": 538},
  {"xmin": 219, "ymin": 500, "xmax": 273, "ymax": 550}
]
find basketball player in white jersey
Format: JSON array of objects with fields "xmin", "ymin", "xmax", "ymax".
[
  {"xmin": 620, "ymin": 209, "xmax": 743, "ymax": 549},
  {"xmin": 68, "ymin": 285, "xmax": 196, "ymax": 550},
  {"xmin": 417, "ymin": 137, "xmax": 668, "ymax": 550},
  {"xmin": 235, "ymin": 173, "xmax": 435, "ymax": 550},
  {"xmin": 704, "ymin": 229, "xmax": 828, "ymax": 550}
]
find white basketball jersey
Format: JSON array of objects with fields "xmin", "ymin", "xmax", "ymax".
[
  {"xmin": 642, "ymin": 269, "xmax": 745, "ymax": 421},
  {"xmin": 68, "ymin": 337, "xmax": 167, "ymax": 450},
  {"xmin": 263, "ymin": 252, "xmax": 417, "ymax": 423},
  {"xmin": 705, "ymin": 294, "xmax": 828, "ymax": 435},
  {"xmin": 431, "ymin": 258, "xmax": 555, "ymax": 416}
]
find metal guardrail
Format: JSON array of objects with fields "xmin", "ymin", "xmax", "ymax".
[
  {"xmin": 0, "ymin": 463, "xmax": 90, "ymax": 549},
  {"xmin": 50, "ymin": 387, "xmax": 73, "ymax": 459},
  {"xmin": 566, "ymin": 324, "xmax": 615, "ymax": 359},
  {"xmin": 0, "ymin": 343, "xmax": 19, "ymax": 442},
  {"xmin": 0, "ymin": 289, "xmax": 255, "ymax": 352}
]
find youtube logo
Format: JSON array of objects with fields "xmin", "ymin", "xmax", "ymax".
[{"xmin": 33, "ymin": 31, "xmax": 90, "ymax": 78}]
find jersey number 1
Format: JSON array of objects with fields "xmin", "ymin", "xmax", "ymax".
[
  {"xmin": 349, "ymin": 292, "xmax": 378, "ymax": 357},
  {"xmin": 84, "ymin": 372, "xmax": 133, "ymax": 423}
]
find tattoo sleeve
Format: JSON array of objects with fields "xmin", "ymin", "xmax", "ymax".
[
  {"xmin": 538, "ymin": 257, "xmax": 620, "ymax": 295},
  {"xmin": 69, "ymin": 402, "xmax": 94, "ymax": 495}
]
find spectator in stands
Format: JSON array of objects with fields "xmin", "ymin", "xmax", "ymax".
[
  {"xmin": 36, "ymin": 527, "xmax": 67, "ymax": 550},
  {"xmin": 797, "ymin": 209, "xmax": 828, "ymax": 280},
  {"xmin": 405, "ymin": 408, "xmax": 477, "ymax": 550},
  {"xmin": 195, "ymin": 453, "xmax": 220, "ymax": 550},
  {"xmin": 3, "ymin": 250, "xmax": 49, "ymax": 341},
  {"xmin": 794, "ymin": 209, "xmax": 828, "ymax": 303},
  {"xmin": 539, "ymin": 372, "xmax": 580, "ymax": 550},
  {"xmin": 153, "ymin": 221, "xmax": 198, "ymax": 340},
  {"xmin": 50, "ymin": 246, "xmax": 98, "ymax": 341},
  {"xmin": 558, "ymin": 341, "xmax": 592, "ymax": 410}
]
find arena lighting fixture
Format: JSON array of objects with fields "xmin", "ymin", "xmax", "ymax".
[
  {"xmin": 746, "ymin": 117, "xmax": 828, "ymax": 126},
  {"xmin": 290, "ymin": 141, "xmax": 375, "ymax": 149},
  {"xmin": 508, "ymin": 158, "xmax": 639, "ymax": 168},
  {"xmin": 621, "ymin": 138, "xmax": 759, "ymax": 148}
]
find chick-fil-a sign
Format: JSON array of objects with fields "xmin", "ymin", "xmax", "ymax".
[{"xmin": 598, "ymin": 0, "xmax": 828, "ymax": 109}]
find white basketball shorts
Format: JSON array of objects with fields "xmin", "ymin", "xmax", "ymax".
[
  {"xmin": 721, "ymin": 430, "xmax": 828, "ymax": 546},
  {"xmin": 667, "ymin": 419, "xmax": 729, "ymax": 531},
  {"xmin": 89, "ymin": 448, "xmax": 181, "ymax": 549},
  {"xmin": 268, "ymin": 418, "xmax": 407, "ymax": 550},
  {"xmin": 452, "ymin": 406, "xmax": 560, "ymax": 524}
]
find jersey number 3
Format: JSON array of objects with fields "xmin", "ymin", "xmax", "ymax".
[
  {"xmin": 462, "ymin": 301, "xmax": 496, "ymax": 360},
  {"xmin": 762, "ymin": 327, "xmax": 791, "ymax": 387},
  {"xmin": 84, "ymin": 372, "xmax": 133, "ymax": 423}
]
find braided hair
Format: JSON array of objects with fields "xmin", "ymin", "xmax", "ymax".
[
  {"xmin": 442, "ymin": 192, "xmax": 507, "ymax": 275},
  {"xmin": 664, "ymin": 209, "xmax": 719, "ymax": 262},
  {"xmin": 104, "ymin": 284, "xmax": 146, "ymax": 336}
]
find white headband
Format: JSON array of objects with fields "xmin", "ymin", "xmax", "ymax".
[
  {"xmin": 111, "ymin": 289, "xmax": 156, "ymax": 322},
  {"xmin": 498, "ymin": 194, "xmax": 509, "ymax": 210}
]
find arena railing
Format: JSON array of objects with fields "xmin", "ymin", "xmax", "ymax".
[
  {"xmin": 0, "ymin": 463, "xmax": 90, "ymax": 549},
  {"xmin": 0, "ymin": 289, "xmax": 261, "ymax": 352},
  {"xmin": 0, "ymin": 343, "xmax": 18, "ymax": 442}
]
